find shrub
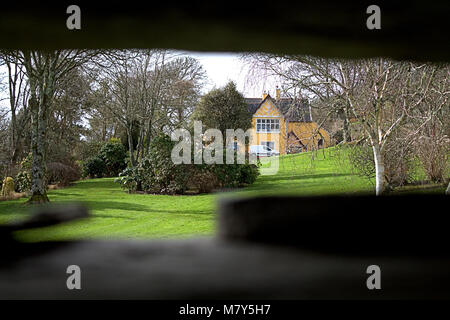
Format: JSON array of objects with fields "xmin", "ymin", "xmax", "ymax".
[
  {"xmin": 144, "ymin": 134, "xmax": 190, "ymax": 194},
  {"xmin": 109, "ymin": 137, "xmax": 122, "ymax": 145},
  {"xmin": 210, "ymin": 163, "xmax": 241, "ymax": 188},
  {"xmin": 384, "ymin": 141, "xmax": 415, "ymax": 187},
  {"xmin": 82, "ymin": 157, "xmax": 106, "ymax": 178},
  {"xmin": 238, "ymin": 162, "xmax": 260, "ymax": 185},
  {"xmin": 416, "ymin": 138, "xmax": 449, "ymax": 183},
  {"xmin": 75, "ymin": 160, "xmax": 84, "ymax": 172},
  {"xmin": 14, "ymin": 171, "xmax": 32, "ymax": 193},
  {"xmin": 205, "ymin": 152, "xmax": 260, "ymax": 188},
  {"xmin": 115, "ymin": 166, "xmax": 143, "ymax": 192},
  {"xmin": 347, "ymin": 143, "xmax": 375, "ymax": 180},
  {"xmin": 117, "ymin": 136, "xmax": 260, "ymax": 194},
  {"xmin": 187, "ymin": 167, "xmax": 221, "ymax": 193},
  {"xmin": 46, "ymin": 162, "xmax": 81, "ymax": 186},
  {"xmin": 116, "ymin": 134, "xmax": 190, "ymax": 194},
  {"xmin": 78, "ymin": 140, "xmax": 105, "ymax": 162},
  {"xmin": 98, "ymin": 140, "xmax": 127, "ymax": 177},
  {"xmin": 186, "ymin": 160, "xmax": 258, "ymax": 193},
  {"xmin": 1, "ymin": 177, "xmax": 14, "ymax": 197},
  {"xmin": 79, "ymin": 139, "xmax": 127, "ymax": 179},
  {"xmin": 20, "ymin": 152, "xmax": 33, "ymax": 170},
  {"xmin": 347, "ymin": 138, "xmax": 415, "ymax": 189}
]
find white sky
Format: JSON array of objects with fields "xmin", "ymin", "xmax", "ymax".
[
  {"xmin": 183, "ymin": 51, "xmax": 278, "ymax": 98},
  {"xmin": 0, "ymin": 51, "xmax": 280, "ymax": 113}
]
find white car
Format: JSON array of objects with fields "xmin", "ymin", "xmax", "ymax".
[{"xmin": 249, "ymin": 145, "xmax": 280, "ymax": 157}]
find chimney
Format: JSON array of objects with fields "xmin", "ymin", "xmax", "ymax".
[
  {"xmin": 276, "ymin": 86, "xmax": 281, "ymax": 100},
  {"xmin": 262, "ymin": 90, "xmax": 268, "ymax": 99}
]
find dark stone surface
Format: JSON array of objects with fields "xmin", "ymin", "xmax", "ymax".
[
  {"xmin": 0, "ymin": 1, "xmax": 449, "ymax": 61},
  {"xmin": 1, "ymin": 195, "xmax": 449, "ymax": 299},
  {"xmin": 218, "ymin": 194, "xmax": 450, "ymax": 256},
  {"xmin": 1, "ymin": 239, "xmax": 450, "ymax": 299},
  {"xmin": 2, "ymin": 204, "xmax": 89, "ymax": 232}
]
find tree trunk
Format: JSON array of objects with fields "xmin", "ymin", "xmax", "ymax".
[
  {"xmin": 144, "ymin": 119, "xmax": 152, "ymax": 157},
  {"xmin": 9, "ymin": 111, "xmax": 17, "ymax": 165},
  {"xmin": 446, "ymin": 181, "xmax": 450, "ymax": 195},
  {"xmin": 135, "ymin": 123, "xmax": 145, "ymax": 162},
  {"xmin": 27, "ymin": 92, "xmax": 49, "ymax": 204},
  {"xmin": 102, "ymin": 122, "xmax": 106, "ymax": 141},
  {"xmin": 126, "ymin": 126, "xmax": 136, "ymax": 167},
  {"xmin": 372, "ymin": 144, "xmax": 387, "ymax": 196},
  {"xmin": 11, "ymin": 121, "xmax": 27, "ymax": 164},
  {"xmin": 342, "ymin": 116, "xmax": 350, "ymax": 143},
  {"xmin": 26, "ymin": 58, "xmax": 54, "ymax": 205},
  {"xmin": 342, "ymin": 105, "xmax": 351, "ymax": 143}
]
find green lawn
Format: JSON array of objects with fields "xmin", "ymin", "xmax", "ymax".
[{"xmin": 0, "ymin": 147, "xmax": 445, "ymax": 241}]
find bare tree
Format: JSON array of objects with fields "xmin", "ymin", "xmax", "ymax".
[
  {"xmin": 406, "ymin": 65, "xmax": 450, "ymax": 184},
  {"xmin": 243, "ymin": 54, "xmax": 448, "ymax": 195},
  {"xmin": 243, "ymin": 54, "xmax": 353, "ymax": 143},
  {"xmin": 0, "ymin": 51, "xmax": 30, "ymax": 167},
  {"xmin": 10, "ymin": 50, "xmax": 101, "ymax": 203},
  {"xmin": 85, "ymin": 80, "xmax": 118, "ymax": 142},
  {"xmin": 94, "ymin": 50, "xmax": 205, "ymax": 166},
  {"xmin": 131, "ymin": 54, "xmax": 205, "ymax": 161},
  {"xmin": 344, "ymin": 59, "xmax": 446, "ymax": 195},
  {"xmin": 0, "ymin": 108, "xmax": 9, "ymax": 178}
]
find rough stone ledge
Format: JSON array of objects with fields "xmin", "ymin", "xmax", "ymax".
[
  {"xmin": 218, "ymin": 194, "xmax": 450, "ymax": 256},
  {"xmin": 1, "ymin": 195, "xmax": 449, "ymax": 299},
  {"xmin": 1, "ymin": 239, "xmax": 450, "ymax": 299}
]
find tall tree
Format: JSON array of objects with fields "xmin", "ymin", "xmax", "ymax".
[
  {"xmin": 192, "ymin": 81, "xmax": 252, "ymax": 138},
  {"xmin": 94, "ymin": 50, "xmax": 205, "ymax": 166},
  {"xmin": 12, "ymin": 50, "xmax": 100, "ymax": 203},
  {"xmin": 344, "ymin": 59, "xmax": 443, "ymax": 195},
  {"xmin": 0, "ymin": 51, "xmax": 30, "ymax": 166}
]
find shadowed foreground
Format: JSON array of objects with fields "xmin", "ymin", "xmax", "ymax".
[{"xmin": 1, "ymin": 194, "xmax": 449, "ymax": 299}]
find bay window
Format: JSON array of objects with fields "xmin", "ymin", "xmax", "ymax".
[{"xmin": 256, "ymin": 119, "xmax": 280, "ymax": 133}]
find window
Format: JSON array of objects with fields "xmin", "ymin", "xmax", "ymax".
[
  {"xmin": 233, "ymin": 141, "xmax": 239, "ymax": 151},
  {"xmin": 256, "ymin": 119, "xmax": 280, "ymax": 132},
  {"xmin": 318, "ymin": 139, "xmax": 323, "ymax": 148}
]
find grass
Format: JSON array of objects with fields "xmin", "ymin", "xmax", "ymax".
[
  {"xmin": 0, "ymin": 147, "xmax": 445, "ymax": 242},
  {"xmin": 0, "ymin": 179, "xmax": 215, "ymax": 241},
  {"xmin": 233, "ymin": 148, "xmax": 374, "ymax": 197}
]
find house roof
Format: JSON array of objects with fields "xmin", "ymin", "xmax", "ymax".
[
  {"xmin": 244, "ymin": 95, "xmax": 312, "ymax": 122},
  {"xmin": 245, "ymin": 98, "xmax": 262, "ymax": 115}
]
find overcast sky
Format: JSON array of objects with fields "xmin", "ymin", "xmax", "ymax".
[{"xmin": 183, "ymin": 51, "xmax": 278, "ymax": 98}]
